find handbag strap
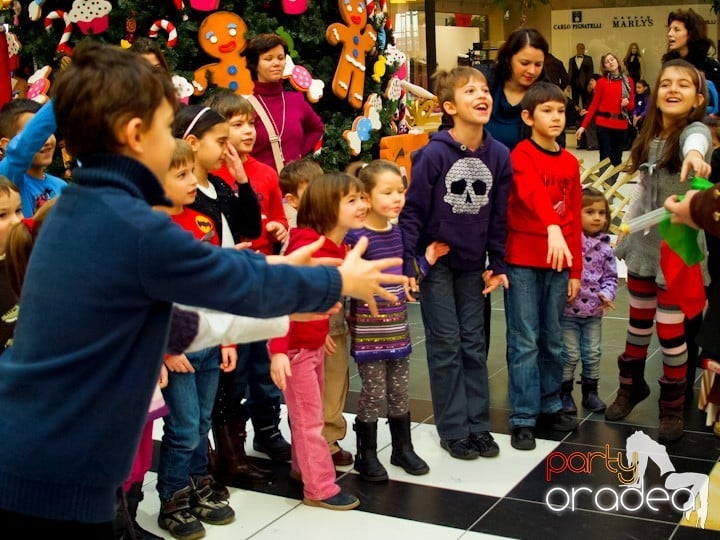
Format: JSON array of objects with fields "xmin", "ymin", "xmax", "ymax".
[{"xmin": 243, "ymin": 94, "xmax": 285, "ymax": 173}]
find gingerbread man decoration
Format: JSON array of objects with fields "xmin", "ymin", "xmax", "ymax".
[
  {"xmin": 192, "ymin": 11, "xmax": 253, "ymax": 96},
  {"xmin": 326, "ymin": 0, "xmax": 376, "ymax": 109}
]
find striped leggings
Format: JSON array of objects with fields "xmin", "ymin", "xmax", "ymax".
[{"xmin": 624, "ymin": 273, "xmax": 687, "ymax": 379}]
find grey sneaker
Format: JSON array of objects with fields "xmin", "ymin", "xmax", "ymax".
[
  {"xmin": 158, "ymin": 485, "xmax": 205, "ymax": 540},
  {"xmin": 189, "ymin": 475, "xmax": 235, "ymax": 525}
]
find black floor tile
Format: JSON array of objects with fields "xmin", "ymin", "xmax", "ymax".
[
  {"xmin": 472, "ymin": 498, "xmax": 678, "ymax": 540},
  {"xmin": 338, "ymin": 473, "xmax": 497, "ymax": 529},
  {"xmin": 567, "ymin": 417, "xmax": 720, "ymax": 461}
]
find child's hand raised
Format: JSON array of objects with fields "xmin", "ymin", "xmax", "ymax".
[
  {"xmin": 340, "ymin": 236, "xmax": 407, "ymax": 315},
  {"xmin": 546, "ymin": 225, "xmax": 573, "ymax": 271},
  {"xmin": 224, "ymin": 142, "xmax": 249, "ymax": 184}
]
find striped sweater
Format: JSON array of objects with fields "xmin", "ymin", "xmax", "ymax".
[{"xmin": 345, "ymin": 225, "xmax": 411, "ymax": 363}]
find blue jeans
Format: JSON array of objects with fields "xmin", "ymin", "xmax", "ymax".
[
  {"xmin": 504, "ymin": 266, "xmax": 568, "ymax": 428},
  {"xmin": 419, "ymin": 261, "xmax": 489, "ymax": 440},
  {"xmin": 157, "ymin": 346, "xmax": 221, "ymax": 500},
  {"xmin": 561, "ymin": 316, "xmax": 602, "ymax": 381}
]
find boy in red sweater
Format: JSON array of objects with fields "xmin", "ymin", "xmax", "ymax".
[
  {"xmin": 204, "ymin": 92, "xmax": 292, "ymax": 481},
  {"xmin": 505, "ymin": 82, "xmax": 583, "ymax": 451}
]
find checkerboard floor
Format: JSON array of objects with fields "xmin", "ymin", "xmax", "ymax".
[{"xmin": 139, "ymin": 291, "xmax": 720, "ymax": 540}]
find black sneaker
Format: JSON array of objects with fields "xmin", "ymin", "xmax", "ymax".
[
  {"xmin": 470, "ymin": 431, "xmax": 500, "ymax": 457},
  {"xmin": 539, "ymin": 411, "xmax": 580, "ymax": 432},
  {"xmin": 440, "ymin": 438, "xmax": 480, "ymax": 460},
  {"xmin": 158, "ymin": 486, "xmax": 205, "ymax": 540},
  {"xmin": 511, "ymin": 427, "xmax": 536, "ymax": 450},
  {"xmin": 189, "ymin": 475, "xmax": 235, "ymax": 525},
  {"xmin": 303, "ymin": 490, "xmax": 360, "ymax": 511}
]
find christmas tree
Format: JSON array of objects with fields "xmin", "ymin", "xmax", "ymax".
[{"xmin": 7, "ymin": 0, "xmax": 404, "ymax": 171}]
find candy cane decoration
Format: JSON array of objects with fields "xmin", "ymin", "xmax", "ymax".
[
  {"xmin": 45, "ymin": 11, "xmax": 74, "ymax": 56},
  {"xmin": 149, "ymin": 19, "xmax": 178, "ymax": 49}
]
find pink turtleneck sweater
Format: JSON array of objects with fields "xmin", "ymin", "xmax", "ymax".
[{"xmin": 250, "ymin": 80, "xmax": 325, "ymax": 170}]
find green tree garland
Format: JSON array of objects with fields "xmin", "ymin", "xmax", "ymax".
[{"xmin": 9, "ymin": 0, "xmax": 402, "ymax": 171}]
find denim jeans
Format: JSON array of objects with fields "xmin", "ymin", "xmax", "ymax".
[
  {"xmin": 419, "ymin": 261, "xmax": 489, "ymax": 440},
  {"xmin": 157, "ymin": 346, "xmax": 221, "ymax": 500},
  {"xmin": 283, "ymin": 346, "xmax": 340, "ymax": 501},
  {"xmin": 561, "ymin": 316, "xmax": 602, "ymax": 381},
  {"xmin": 505, "ymin": 265, "xmax": 568, "ymax": 428}
]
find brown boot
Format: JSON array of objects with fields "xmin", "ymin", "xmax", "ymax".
[
  {"xmin": 605, "ymin": 355, "xmax": 650, "ymax": 421},
  {"xmin": 213, "ymin": 421, "xmax": 275, "ymax": 484},
  {"xmin": 658, "ymin": 377, "xmax": 686, "ymax": 442}
]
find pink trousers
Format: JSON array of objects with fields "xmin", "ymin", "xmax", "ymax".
[{"xmin": 284, "ymin": 346, "xmax": 340, "ymax": 501}]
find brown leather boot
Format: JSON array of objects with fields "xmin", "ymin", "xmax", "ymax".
[
  {"xmin": 605, "ymin": 355, "xmax": 650, "ymax": 421},
  {"xmin": 213, "ymin": 421, "xmax": 275, "ymax": 484},
  {"xmin": 658, "ymin": 377, "xmax": 686, "ymax": 442}
]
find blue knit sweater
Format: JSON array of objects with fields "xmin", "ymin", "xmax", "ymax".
[{"xmin": 0, "ymin": 154, "xmax": 341, "ymax": 523}]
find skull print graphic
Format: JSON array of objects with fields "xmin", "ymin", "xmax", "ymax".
[{"xmin": 442, "ymin": 157, "xmax": 493, "ymax": 214}]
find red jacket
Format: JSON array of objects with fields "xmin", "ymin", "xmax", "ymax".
[
  {"xmin": 268, "ymin": 227, "xmax": 345, "ymax": 354},
  {"xmin": 507, "ymin": 139, "xmax": 583, "ymax": 279},
  {"xmin": 582, "ymin": 75, "xmax": 635, "ymax": 131},
  {"xmin": 214, "ymin": 157, "xmax": 288, "ymax": 254}
]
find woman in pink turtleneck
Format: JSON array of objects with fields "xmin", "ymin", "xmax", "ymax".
[{"xmin": 242, "ymin": 33, "xmax": 325, "ymax": 171}]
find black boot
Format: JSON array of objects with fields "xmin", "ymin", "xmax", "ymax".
[
  {"xmin": 658, "ymin": 377, "xmax": 686, "ymax": 442},
  {"xmin": 126, "ymin": 482, "xmax": 165, "ymax": 540},
  {"xmin": 605, "ymin": 355, "xmax": 650, "ymax": 421},
  {"xmin": 560, "ymin": 380, "xmax": 577, "ymax": 414},
  {"xmin": 388, "ymin": 413, "xmax": 429, "ymax": 475},
  {"xmin": 251, "ymin": 403, "xmax": 292, "ymax": 461},
  {"xmin": 213, "ymin": 421, "xmax": 274, "ymax": 484},
  {"xmin": 580, "ymin": 376, "xmax": 606, "ymax": 413},
  {"xmin": 353, "ymin": 419, "xmax": 388, "ymax": 482},
  {"xmin": 113, "ymin": 487, "xmax": 130, "ymax": 540}
]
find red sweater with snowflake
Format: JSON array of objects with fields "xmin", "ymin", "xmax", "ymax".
[{"xmin": 507, "ymin": 139, "xmax": 583, "ymax": 279}]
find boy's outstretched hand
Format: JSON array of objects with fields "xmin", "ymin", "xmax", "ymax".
[
  {"xmin": 340, "ymin": 236, "xmax": 407, "ymax": 315},
  {"xmin": 266, "ymin": 236, "xmax": 342, "ymax": 267}
]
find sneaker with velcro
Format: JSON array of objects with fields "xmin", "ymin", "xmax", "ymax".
[
  {"xmin": 189, "ymin": 475, "xmax": 235, "ymax": 525},
  {"xmin": 158, "ymin": 485, "xmax": 205, "ymax": 540}
]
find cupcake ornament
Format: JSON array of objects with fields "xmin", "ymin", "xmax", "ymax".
[{"xmin": 68, "ymin": 0, "xmax": 112, "ymax": 35}]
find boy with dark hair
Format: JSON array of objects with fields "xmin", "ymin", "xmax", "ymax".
[
  {"xmin": 0, "ymin": 98, "xmax": 66, "ymax": 216},
  {"xmin": 505, "ymin": 81, "xmax": 582, "ymax": 450},
  {"xmin": 0, "ymin": 41, "xmax": 405, "ymax": 537}
]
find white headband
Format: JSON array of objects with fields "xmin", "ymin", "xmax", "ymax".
[{"xmin": 182, "ymin": 107, "xmax": 211, "ymax": 139}]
